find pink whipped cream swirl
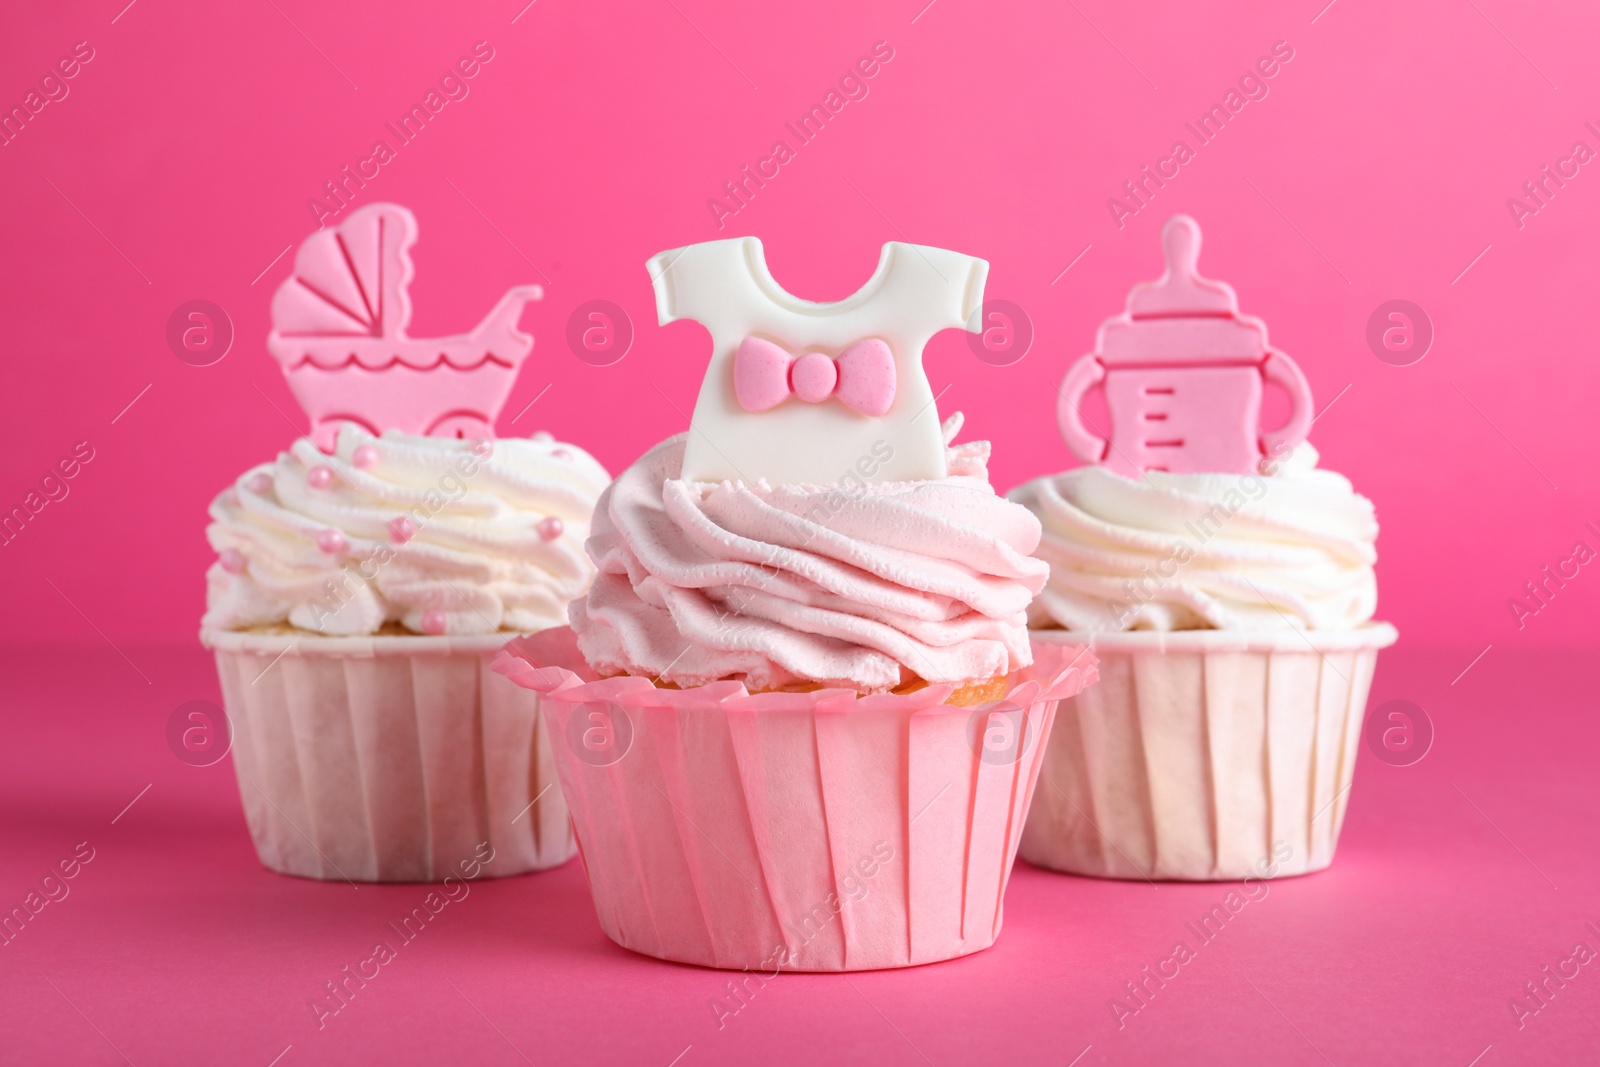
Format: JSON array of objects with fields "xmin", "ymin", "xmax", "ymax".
[{"xmin": 570, "ymin": 430, "xmax": 1049, "ymax": 693}]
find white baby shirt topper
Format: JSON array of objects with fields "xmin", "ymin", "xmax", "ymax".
[{"xmin": 647, "ymin": 237, "xmax": 989, "ymax": 485}]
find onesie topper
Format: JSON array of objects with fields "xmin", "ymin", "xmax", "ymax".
[
  {"xmin": 1056, "ymin": 215, "xmax": 1313, "ymax": 478},
  {"xmin": 267, "ymin": 202, "xmax": 544, "ymax": 451},
  {"xmin": 648, "ymin": 237, "xmax": 988, "ymax": 486}
]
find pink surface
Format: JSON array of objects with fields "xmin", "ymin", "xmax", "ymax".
[
  {"xmin": 4, "ymin": 1, "xmax": 1600, "ymax": 649},
  {"xmin": 4, "ymin": 644, "xmax": 1595, "ymax": 1065}
]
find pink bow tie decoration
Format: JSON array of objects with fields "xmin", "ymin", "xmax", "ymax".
[{"xmin": 733, "ymin": 337, "xmax": 896, "ymax": 417}]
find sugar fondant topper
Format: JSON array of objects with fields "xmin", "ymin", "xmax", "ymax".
[
  {"xmin": 1056, "ymin": 215, "xmax": 1312, "ymax": 477},
  {"xmin": 648, "ymin": 236, "xmax": 988, "ymax": 485},
  {"xmin": 267, "ymin": 202, "xmax": 544, "ymax": 450}
]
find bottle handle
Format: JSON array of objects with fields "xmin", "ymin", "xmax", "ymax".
[
  {"xmin": 1260, "ymin": 348, "xmax": 1313, "ymax": 462},
  {"xmin": 1056, "ymin": 356, "xmax": 1109, "ymax": 464}
]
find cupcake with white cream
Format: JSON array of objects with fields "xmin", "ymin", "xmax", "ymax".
[
  {"xmin": 1010, "ymin": 216, "xmax": 1396, "ymax": 881},
  {"xmin": 202, "ymin": 202, "xmax": 609, "ymax": 882}
]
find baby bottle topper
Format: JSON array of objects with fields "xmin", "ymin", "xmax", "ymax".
[
  {"xmin": 647, "ymin": 236, "xmax": 988, "ymax": 485},
  {"xmin": 1056, "ymin": 215, "xmax": 1312, "ymax": 478},
  {"xmin": 267, "ymin": 202, "xmax": 544, "ymax": 450}
]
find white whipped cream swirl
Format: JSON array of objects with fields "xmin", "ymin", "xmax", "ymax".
[
  {"xmin": 204, "ymin": 427, "xmax": 610, "ymax": 636},
  {"xmin": 1008, "ymin": 445, "xmax": 1377, "ymax": 632},
  {"xmin": 571, "ymin": 421, "xmax": 1048, "ymax": 693}
]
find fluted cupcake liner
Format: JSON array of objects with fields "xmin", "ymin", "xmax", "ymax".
[
  {"xmin": 205, "ymin": 629, "xmax": 575, "ymax": 882},
  {"xmin": 1022, "ymin": 625, "xmax": 1397, "ymax": 881},
  {"xmin": 494, "ymin": 627, "xmax": 1097, "ymax": 971}
]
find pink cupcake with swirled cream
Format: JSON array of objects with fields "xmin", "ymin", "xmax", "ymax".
[
  {"xmin": 495, "ymin": 236, "xmax": 1096, "ymax": 972},
  {"xmin": 201, "ymin": 203, "xmax": 608, "ymax": 883}
]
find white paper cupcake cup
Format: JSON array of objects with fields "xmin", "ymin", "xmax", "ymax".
[
  {"xmin": 1021, "ymin": 624, "xmax": 1397, "ymax": 881},
  {"xmin": 203, "ymin": 629, "xmax": 575, "ymax": 882}
]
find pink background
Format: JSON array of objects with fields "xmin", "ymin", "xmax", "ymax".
[
  {"xmin": 4, "ymin": 0, "xmax": 1599, "ymax": 652},
  {"xmin": 4, "ymin": 3, "xmax": 1599, "ymax": 1065}
]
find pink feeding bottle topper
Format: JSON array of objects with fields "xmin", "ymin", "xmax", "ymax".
[
  {"xmin": 1057, "ymin": 215, "xmax": 1313, "ymax": 478},
  {"xmin": 267, "ymin": 202, "xmax": 544, "ymax": 451}
]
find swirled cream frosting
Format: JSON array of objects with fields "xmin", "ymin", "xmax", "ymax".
[
  {"xmin": 570, "ymin": 420, "xmax": 1048, "ymax": 693},
  {"xmin": 1008, "ymin": 444, "xmax": 1377, "ymax": 632},
  {"xmin": 203, "ymin": 426, "xmax": 610, "ymax": 636}
]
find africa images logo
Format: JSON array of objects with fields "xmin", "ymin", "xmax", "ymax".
[
  {"xmin": 967, "ymin": 701, "xmax": 1037, "ymax": 766},
  {"xmin": 565, "ymin": 701, "xmax": 635, "ymax": 767}
]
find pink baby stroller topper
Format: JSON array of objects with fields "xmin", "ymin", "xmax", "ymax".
[
  {"xmin": 267, "ymin": 202, "xmax": 544, "ymax": 450},
  {"xmin": 1056, "ymin": 215, "xmax": 1313, "ymax": 478}
]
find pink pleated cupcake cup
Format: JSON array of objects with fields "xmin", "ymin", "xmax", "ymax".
[
  {"xmin": 205, "ymin": 629, "xmax": 575, "ymax": 883},
  {"xmin": 493, "ymin": 627, "xmax": 1097, "ymax": 971},
  {"xmin": 1022, "ymin": 624, "xmax": 1397, "ymax": 882}
]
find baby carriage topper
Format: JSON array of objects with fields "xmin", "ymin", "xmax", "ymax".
[{"xmin": 267, "ymin": 202, "xmax": 544, "ymax": 450}]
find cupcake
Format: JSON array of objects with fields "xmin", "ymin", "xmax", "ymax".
[
  {"xmin": 1010, "ymin": 216, "xmax": 1396, "ymax": 881},
  {"xmin": 201, "ymin": 203, "xmax": 610, "ymax": 882},
  {"xmin": 495, "ymin": 236, "xmax": 1096, "ymax": 970}
]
